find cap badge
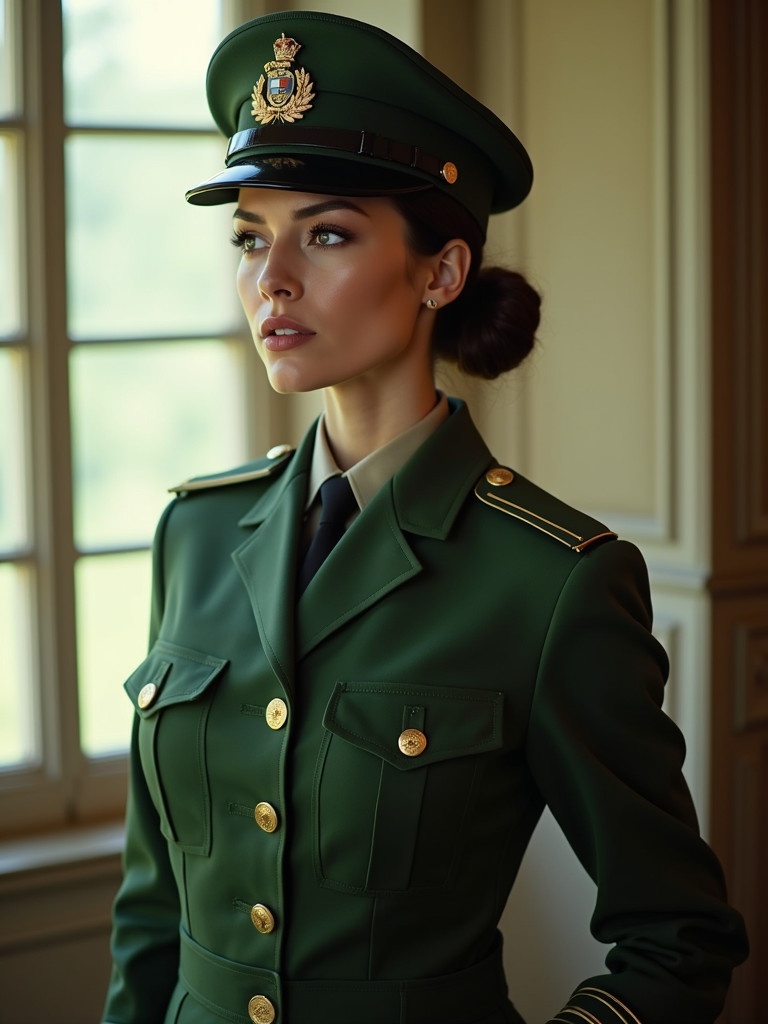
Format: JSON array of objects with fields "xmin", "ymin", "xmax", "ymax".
[{"xmin": 251, "ymin": 33, "xmax": 315, "ymax": 125}]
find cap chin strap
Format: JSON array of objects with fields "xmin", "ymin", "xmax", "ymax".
[{"xmin": 226, "ymin": 125, "xmax": 457, "ymax": 187}]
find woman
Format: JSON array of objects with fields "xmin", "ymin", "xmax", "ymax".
[{"xmin": 103, "ymin": 11, "xmax": 747, "ymax": 1024}]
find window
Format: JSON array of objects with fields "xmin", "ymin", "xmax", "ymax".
[{"xmin": 0, "ymin": 0, "xmax": 258, "ymax": 836}]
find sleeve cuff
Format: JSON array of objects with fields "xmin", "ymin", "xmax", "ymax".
[{"xmin": 548, "ymin": 986, "xmax": 642, "ymax": 1024}]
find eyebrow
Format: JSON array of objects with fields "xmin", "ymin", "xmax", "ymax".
[{"xmin": 232, "ymin": 198, "xmax": 371, "ymax": 224}]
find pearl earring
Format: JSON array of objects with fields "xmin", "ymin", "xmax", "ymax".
[{"xmin": 425, "ymin": 298, "xmax": 438, "ymax": 310}]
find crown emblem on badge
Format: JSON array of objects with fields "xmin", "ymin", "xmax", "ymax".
[{"xmin": 251, "ymin": 33, "xmax": 315, "ymax": 125}]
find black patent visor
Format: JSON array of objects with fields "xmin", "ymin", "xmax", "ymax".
[{"xmin": 185, "ymin": 156, "xmax": 434, "ymax": 206}]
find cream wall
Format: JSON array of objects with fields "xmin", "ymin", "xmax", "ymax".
[
  {"xmin": 0, "ymin": 4, "xmax": 715, "ymax": 1022},
  {"xmin": 243, "ymin": 2, "xmax": 712, "ymax": 1021}
]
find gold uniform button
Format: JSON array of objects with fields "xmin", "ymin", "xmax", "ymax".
[
  {"xmin": 248, "ymin": 995, "xmax": 276, "ymax": 1024},
  {"xmin": 250, "ymin": 903, "xmax": 276, "ymax": 934},
  {"xmin": 267, "ymin": 443, "xmax": 292, "ymax": 460},
  {"xmin": 441, "ymin": 161, "xmax": 459, "ymax": 184},
  {"xmin": 486, "ymin": 467, "xmax": 515, "ymax": 487},
  {"xmin": 265, "ymin": 698, "xmax": 288, "ymax": 730},
  {"xmin": 398, "ymin": 728, "xmax": 428, "ymax": 757},
  {"xmin": 137, "ymin": 683, "xmax": 158, "ymax": 709},
  {"xmin": 254, "ymin": 802, "xmax": 278, "ymax": 833}
]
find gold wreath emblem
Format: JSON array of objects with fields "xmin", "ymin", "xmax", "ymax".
[{"xmin": 251, "ymin": 67, "xmax": 315, "ymax": 124}]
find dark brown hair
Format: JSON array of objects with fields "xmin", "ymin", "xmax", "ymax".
[{"xmin": 390, "ymin": 190, "xmax": 540, "ymax": 379}]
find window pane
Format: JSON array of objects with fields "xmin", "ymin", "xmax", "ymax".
[
  {"xmin": 0, "ymin": 136, "xmax": 21, "ymax": 336},
  {"xmin": 0, "ymin": 348, "xmax": 28, "ymax": 551},
  {"xmin": 70, "ymin": 340, "xmax": 247, "ymax": 549},
  {"xmin": 0, "ymin": 563, "xmax": 36, "ymax": 768},
  {"xmin": 66, "ymin": 134, "xmax": 238, "ymax": 338},
  {"xmin": 0, "ymin": 0, "xmax": 16, "ymax": 118},
  {"xmin": 63, "ymin": 0, "xmax": 222, "ymax": 127},
  {"xmin": 76, "ymin": 551, "xmax": 151, "ymax": 757}
]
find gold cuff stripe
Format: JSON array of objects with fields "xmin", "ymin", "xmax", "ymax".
[
  {"xmin": 573, "ymin": 987, "xmax": 642, "ymax": 1024},
  {"xmin": 552, "ymin": 1009, "xmax": 602, "ymax": 1024}
]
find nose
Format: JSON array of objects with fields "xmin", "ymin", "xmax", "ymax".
[{"xmin": 256, "ymin": 239, "xmax": 302, "ymax": 302}]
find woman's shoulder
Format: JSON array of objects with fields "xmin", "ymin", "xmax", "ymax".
[
  {"xmin": 473, "ymin": 464, "xmax": 618, "ymax": 555},
  {"xmin": 167, "ymin": 443, "xmax": 295, "ymax": 496}
]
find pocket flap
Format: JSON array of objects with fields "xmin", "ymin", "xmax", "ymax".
[
  {"xmin": 323, "ymin": 681, "xmax": 503, "ymax": 769},
  {"xmin": 124, "ymin": 640, "xmax": 229, "ymax": 717}
]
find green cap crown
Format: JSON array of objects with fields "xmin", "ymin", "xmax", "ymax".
[{"xmin": 186, "ymin": 10, "xmax": 533, "ymax": 234}]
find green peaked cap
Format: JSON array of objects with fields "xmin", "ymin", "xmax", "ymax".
[{"xmin": 186, "ymin": 10, "xmax": 533, "ymax": 234}]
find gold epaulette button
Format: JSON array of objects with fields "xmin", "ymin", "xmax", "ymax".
[
  {"xmin": 486, "ymin": 467, "xmax": 514, "ymax": 486},
  {"xmin": 267, "ymin": 443, "xmax": 293, "ymax": 459}
]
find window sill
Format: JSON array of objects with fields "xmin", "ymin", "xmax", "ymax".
[
  {"xmin": 0, "ymin": 823, "xmax": 124, "ymax": 955},
  {"xmin": 0, "ymin": 822, "xmax": 124, "ymax": 879}
]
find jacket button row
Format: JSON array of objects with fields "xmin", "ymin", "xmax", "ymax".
[
  {"xmin": 265, "ymin": 698, "xmax": 288, "ymax": 730},
  {"xmin": 248, "ymin": 994, "xmax": 276, "ymax": 1023},
  {"xmin": 250, "ymin": 903, "xmax": 276, "ymax": 934},
  {"xmin": 254, "ymin": 801, "xmax": 279, "ymax": 833}
]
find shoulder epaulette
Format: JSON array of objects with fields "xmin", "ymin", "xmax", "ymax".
[
  {"xmin": 474, "ymin": 465, "xmax": 617, "ymax": 553},
  {"xmin": 169, "ymin": 444, "xmax": 295, "ymax": 495}
]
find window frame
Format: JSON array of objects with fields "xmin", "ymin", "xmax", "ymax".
[{"xmin": 0, "ymin": 0, "xmax": 264, "ymax": 838}]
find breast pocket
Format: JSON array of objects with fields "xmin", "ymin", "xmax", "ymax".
[
  {"xmin": 125, "ymin": 640, "xmax": 229, "ymax": 855},
  {"xmin": 314, "ymin": 681, "xmax": 504, "ymax": 895}
]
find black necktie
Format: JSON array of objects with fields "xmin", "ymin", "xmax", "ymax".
[{"xmin": 298, "ymin": 475, "xmax": 357, "ymax": 594}]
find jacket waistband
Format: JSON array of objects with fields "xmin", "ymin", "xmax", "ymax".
[{"xmin": 179, "ymin": 927, "xmax": 512, "ymax": 1024}]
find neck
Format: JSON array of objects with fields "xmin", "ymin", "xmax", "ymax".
[{"xmin": 322, "ymin": 376, "xmax": 438, "ymax": 470}]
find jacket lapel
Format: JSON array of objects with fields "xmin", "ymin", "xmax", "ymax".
[
  {"xmin": 231, "ymin": 430, "xmax": 313, "ymax": 691},
  {"xmin": 297, "ymin": 401, "xmax": 491, "ymax": 659},
  {"xmin": 296, "ymin": 480, "xmax": 422, "ymax": 656}
]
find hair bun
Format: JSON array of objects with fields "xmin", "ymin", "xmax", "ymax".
[{"xmin": 434, "ymin": 267, "xmax": 541, "ymax": 379}]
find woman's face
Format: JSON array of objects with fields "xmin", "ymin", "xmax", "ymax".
[{"xmin": 233, "ymin": 188, "xmax": 437, "ymax": 396}]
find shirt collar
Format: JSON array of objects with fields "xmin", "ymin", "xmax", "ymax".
[{"xmin": 306, "ymin": 391, "xmax": 450, "ymax": 512}]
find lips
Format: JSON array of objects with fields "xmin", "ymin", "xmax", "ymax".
[
  {"xmin": 259, "ymin": 315, "xmax": 316, "ymax": 352},
  {"xmin": 260, "ymin": 316, "xmax": 314, "ymax": 338}
]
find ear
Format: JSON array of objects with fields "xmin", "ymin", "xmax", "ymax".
[{"xmin": 423, "ymin": 239, "xmax": 472, "ymax": 309}]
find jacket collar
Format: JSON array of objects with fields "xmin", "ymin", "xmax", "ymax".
[{"xmin": 232, "ymin": 399, "xmax": 492, "ymax": 679}]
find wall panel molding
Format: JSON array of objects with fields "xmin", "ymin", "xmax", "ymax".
[
  {"xmin": 607, "ymin": 0, "xmax": 710, "ymax": 566},
  {"xmin": 711, "ymin": 0, "xmax": 768, "ymax": 575}
]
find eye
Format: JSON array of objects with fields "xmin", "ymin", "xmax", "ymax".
[
  {"xmin": 308, "ymin": 223, "xmax": 351, "ymax": 247},
  {"xmin": 230, "ymin": 229, "xmax": 266, "ymax": 254}
]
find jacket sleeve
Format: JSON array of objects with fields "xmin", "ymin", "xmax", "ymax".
[
  {"xmin": 525, "ymin": 539, "xmax": 748, "ymax": 1024},
  {"xmin": 102, "ymin": 501, "xmax": 181, "ymax": 1024}
]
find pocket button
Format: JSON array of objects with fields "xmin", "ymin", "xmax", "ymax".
[
  {"xmin": 398, "ymin": 728, "xmax": 427, "ymax": 757},
  {"xmin": 137, "ymin": 683, "xmax": 158, "ymax": 709}
]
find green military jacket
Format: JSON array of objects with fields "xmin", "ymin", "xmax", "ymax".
[{"xmin": 104, "ymin": 401, "xmax": 747, "ymax": 1024}]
